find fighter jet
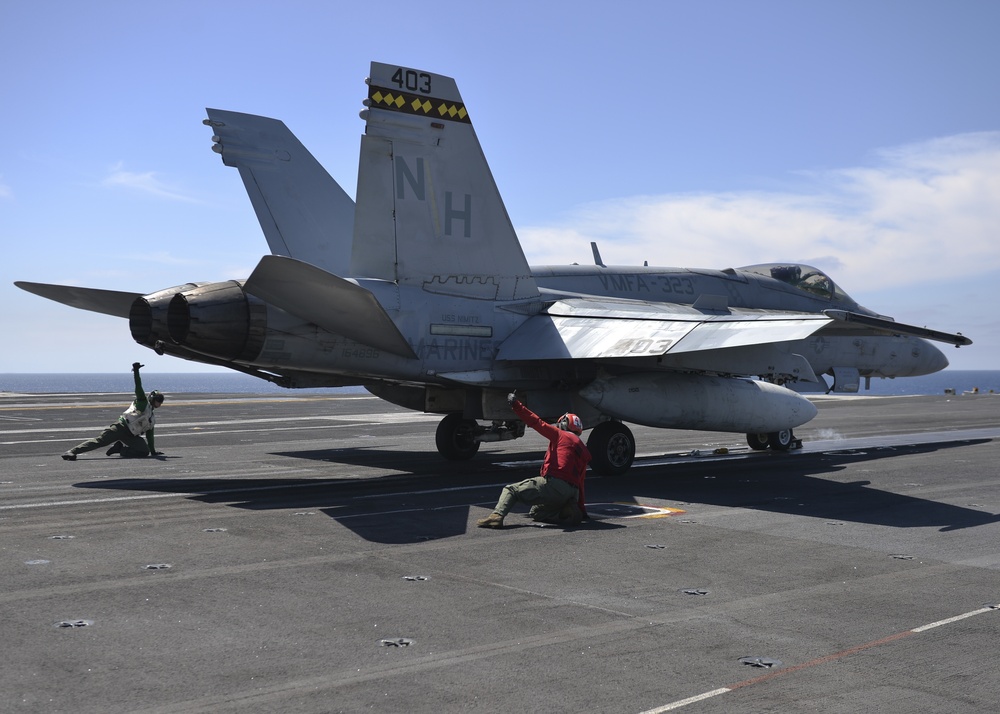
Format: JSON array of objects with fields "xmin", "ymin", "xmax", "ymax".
[{"xmin": 16, "ymin": 62, "xmax": 971, "ymax": 475}]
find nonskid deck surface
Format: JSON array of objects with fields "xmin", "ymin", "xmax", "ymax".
[{"xmin": 2, "ymin": 392, "xmax": 999, "ymax": 713}]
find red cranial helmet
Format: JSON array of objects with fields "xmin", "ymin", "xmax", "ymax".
[{"xmin": 558, "ymin": 413, "xmax": 583, "ymax": 434}]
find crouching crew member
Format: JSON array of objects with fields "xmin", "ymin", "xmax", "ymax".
[
  {"xmin": 477, "ymin": 392, "xmax": 591, "ymax": 529},
  {"xmin": 62, "ymin": 363, "xmax": 165, "ymax": 460}
]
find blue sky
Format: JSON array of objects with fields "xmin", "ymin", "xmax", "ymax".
[{"xmin": 2, "ymin": 0, "xmax": 997, "ymax": 373}]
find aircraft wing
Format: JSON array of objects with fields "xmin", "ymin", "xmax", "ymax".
[
  {"xmin": 497, "ymin": 298, "xmax": 831, "ymax": 361},
  {"xmin": 823, "ymin": 310, "xmax": 972, "ymax": 346},
  {"xmin": 242, "ymin": 255, "xmax": 416, "ymax": 359},
  {"xmin": 14, "ymin": 281, "xmax": 139, "ymax": 318}
]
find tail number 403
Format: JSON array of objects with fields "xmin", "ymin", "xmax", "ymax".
[{"xmin": 391, "ymin": 68, "xmax": 431, "ymax": 94}]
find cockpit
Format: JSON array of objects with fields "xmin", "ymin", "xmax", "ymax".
[{"xmin": 740, "ymin": 263, "xmax": 852, "ymax": 303}]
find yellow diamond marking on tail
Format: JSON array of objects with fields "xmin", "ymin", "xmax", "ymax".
[{"xmin": 368, "ymin": 87, "xmax": 470, "ymax": 123}]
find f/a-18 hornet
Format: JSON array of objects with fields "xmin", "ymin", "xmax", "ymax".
[{"xmin": 17, "ymin": 62, "xmax": 971, "ymax": 474}]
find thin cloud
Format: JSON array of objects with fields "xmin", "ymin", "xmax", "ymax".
[
  {"xmin": 0, "ymin": 176, "xmax": 11, "ymax": 199},
  {"xmin": 133, "ymin": 251, "xmax": 202, "ymax": 266},
  {"xmin": 519, "ymin": 132, "xmax": 1000, "ymax": 294},
  {"xmin": 101, "ymin": 162, "xmax": 201, "ymax": 203}
]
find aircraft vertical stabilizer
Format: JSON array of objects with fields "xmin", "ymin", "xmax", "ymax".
[
  {"xmin": 353, "ymin": 62, "xmax": 538, "ymax": 301},
  {"xmin": 205, "ymin": 109, "xmax": 356, "ymax": 276}
]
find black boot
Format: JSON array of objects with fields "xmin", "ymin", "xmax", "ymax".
[{"xmin": 106, "ymin": 442, "xmax": 124, "ymax": 456}]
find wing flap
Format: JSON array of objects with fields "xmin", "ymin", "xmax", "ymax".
[
  {"xmin": 668, "ymin": 317, "xmax": 828, "ymax": 353},
  {"xmin": 497, "ymin": 299, "xmax": 830, "ymax": 361},
  {"xmin": 242, "ymin": 255, "xmax": 416, "ymax": 359},
  {"xmin": 497, "ymin": 315, "xmax": 697, "ymax": 360}
]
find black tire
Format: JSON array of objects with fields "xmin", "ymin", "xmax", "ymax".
[
  {"xmin": 587, "ymin": 421, "xmax": 636, "ymax": 476},
  {"xmin": 767, "ymin": 429, "xmax": 793, "ymax": 451},
  {"xmin": 435, "ymin": 413, "xmax": 481, "ymax": 460},
  {"xmin": 746, "ymin": 432, "xmax": 770, "ymax": 451}
]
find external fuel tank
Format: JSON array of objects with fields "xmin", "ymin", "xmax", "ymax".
[{"xmin": 579, "ymin": 372, "xmax": 817, "ymax": 433}]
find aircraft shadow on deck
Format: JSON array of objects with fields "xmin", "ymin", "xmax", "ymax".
[
  {"xmin": 72, "ymin": 474, "xmax": 475, "ymax": 544},
  {"xmin": 73, "ymin": 438, "xmax": 995, "ymax": 542},
  {"xmin": 71, "ymin": 460, "xmax": 620, "ymax": 544},
  {"xmin": 616, "ymin": 438, "xmax": 998, "ymax": 532},
  {"xmin": 267, "ymin": 445, "xmax": 544, "ymax": 473}
]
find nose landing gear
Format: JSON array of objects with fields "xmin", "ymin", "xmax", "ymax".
[{"xmin": 746, "ymin": 429, "xmax": 801, "ymax": 452}]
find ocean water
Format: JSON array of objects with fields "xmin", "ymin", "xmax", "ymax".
[
  {"xmin": 1, "ymin": 371, "xmax": 998, "ymax": 396},
  {"xmin": 0, "ymin": 373, "xmax": 363, "ymax": 395}
]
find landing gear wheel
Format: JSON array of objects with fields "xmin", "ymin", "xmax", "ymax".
[
  {"xmin": 587, "ymin": 421, "xmax": 635, "ymax": 476},
  {"xmin": 435, "ymin": 413, "xmax": 481, "ymax": 460},
  {"xmin": 746, "ymin": 432, "xmax": 770, "ymax": 451},
  {"xmin": 767, "ymin": 429, "xmax": 794, "ymax": 452}
]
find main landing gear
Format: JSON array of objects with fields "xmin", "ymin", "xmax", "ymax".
[
  {"xmin": 587, "ymin": 421, "xmax": 636, "ymax": 476},
  {"xmin": 435, "ymin": 413, "xmax": 637, "ymax": 476},
  {"xmin": 746, "ymin": 429, "xmax": 800, "ymax": 452},
  {"xmin": 435, "ymin": 414, "xmax": 480, "ymax": 460},
  {"xmin": 434, "ymin": 413, "xmax": 798, "ymax": 475}
]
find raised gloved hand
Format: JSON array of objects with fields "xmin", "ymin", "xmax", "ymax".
[
  {"xmin": 132, "ymin": 362, "xmax": 144, "ymax": 372},
  {"xmin": 507, "ymin": 391, "xmax": 517, "ymax": 406}
]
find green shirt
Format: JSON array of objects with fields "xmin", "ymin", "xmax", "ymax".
[{"xmin": 117, "ymin": 370, "xmax": 156, "ymax": 453}]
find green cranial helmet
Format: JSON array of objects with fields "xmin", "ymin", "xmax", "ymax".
[{"xmin": 149, "ymin": 390, "xmax": 165, "ymax": 405}]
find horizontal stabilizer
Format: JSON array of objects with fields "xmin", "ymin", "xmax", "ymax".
[
  {"xmin": 205, "ymin": 109, "xmax": 356, "ymax": 275},
  {"xmin": 15, "ymin": 281, "xmax": 139, "ymax": 318},
  {"xmin": 242, "ymin": 255, "xmax": 415, "ymax": 359},
  {"xmin": 823, "ymin": 310, "xmax": 972, "ymax": 346}
]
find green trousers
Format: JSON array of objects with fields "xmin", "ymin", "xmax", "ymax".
[
  {"xmin": 493, "ymin": 476, "xmax": 579, "ymax": 521},
  {"xmin": 69, "ymin": 422, "xmax": 150, "ymax": 458}
]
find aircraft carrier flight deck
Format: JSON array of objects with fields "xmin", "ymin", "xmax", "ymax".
[{"xmin": 2, "ymin": 392, "xmax": 998, "ymax": 713}]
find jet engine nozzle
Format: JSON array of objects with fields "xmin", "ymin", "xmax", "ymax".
[
  {"xmin": 167, "ymin": 281, "xmax": 267, "ymax": 361},
  {"xmin": 129, "ymin": 281, "xmax": 266, "ymax": 361},
  {"xmin": 129, "ymin": 283, "xmax": 202, "ymax": 347},
  {"xmin": 580, "ymin": 372, "xmax": 817, "ymax": 433}
]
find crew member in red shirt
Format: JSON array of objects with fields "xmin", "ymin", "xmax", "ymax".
[{"xmin": 477, "ymin": 393, "xmax": 591, "ymax": 529}]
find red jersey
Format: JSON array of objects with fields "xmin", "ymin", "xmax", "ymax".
[{"xmin": 512, "ymin": 400, "xmax": 590, "ymax": 512}]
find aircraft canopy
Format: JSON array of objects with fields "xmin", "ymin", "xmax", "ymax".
[{"xmin": 741, "ymin": 264, "xmax": 852, "ymax": 303}]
